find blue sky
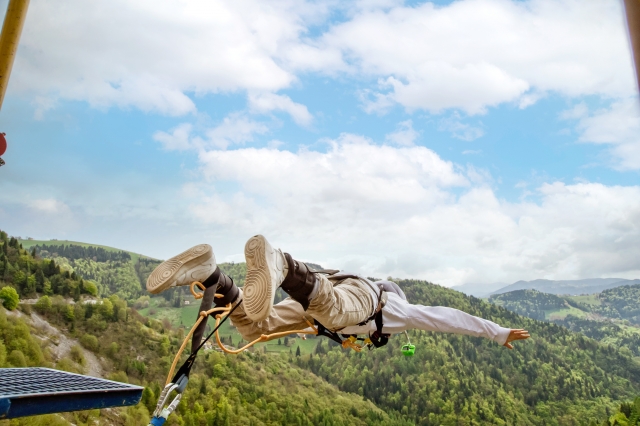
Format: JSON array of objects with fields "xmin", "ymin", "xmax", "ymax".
[{"xmin": 1, "ymin": 0, "xmax": 639, "ymax": 289}]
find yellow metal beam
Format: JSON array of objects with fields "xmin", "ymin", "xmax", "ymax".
[
  {"xmin": 0, "ymin": 0, "xmax": 30, "ymax": 111},
  {"xmin": 624, "ymin": 0, "xmax": 640, "ymax": 92}
]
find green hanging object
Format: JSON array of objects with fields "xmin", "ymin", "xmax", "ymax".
[
  {"xmin": 401, "ymin": 331, "xmax": 415, "ymax": 357},
  {"xmin": 401, "ymin": 344, "xmax": 415, "ymax": 356}
]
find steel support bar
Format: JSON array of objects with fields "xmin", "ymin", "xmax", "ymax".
[
  {"xmin": 0, "ymin": 0, "xmax": 30, "ymax": 111},
  {"xmin": 624, "ymin": 0, "xmax": 640, "ymax": 92}
]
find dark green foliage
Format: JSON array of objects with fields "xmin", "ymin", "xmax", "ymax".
[
  {"xmin": 0, "ymin": 231, "xmax": 97, "ymax": 300},
  {"xmin": 0, "ymin": 287, "xmax": 19, "ymax": 310},
  {"xmin": 492, "ymin": 285, "xmax": 640, "ymax": 326},
  {"xmin": 297, "ymin": 278, "xmax": 640, "ymax": 425},
  {"xmin": 490, "ymin": 288, "xmax": 640, "ymax": 356},
  {"xmin": 21, "ymin": 238, "xmax": 163, "ymax": 301},
  {"xmin": 593, "ymin": 284, "xmax": 640, "ymax": 325},
  {"xmin": 602, "ymin": 397, "xmax": 640, "ymax": 425},
  {"xmin": 555, "ymin": 315, "xmax": 640, "ymax": 357},
  {"xmin": 489, "ymin": 289, "xmax": 567, "ymax": 320},
  {"xmin": 33, "ymin": 244, "xmax": 131, "ymax": 263}
]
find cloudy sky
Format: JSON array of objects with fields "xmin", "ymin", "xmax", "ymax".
[{"xmin": 1, "ymin": 0, "xmax": 639, "ymax": 289}]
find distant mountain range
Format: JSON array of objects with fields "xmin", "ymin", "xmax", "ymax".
[
  {"xmin": 454, "ymin": 277, "xmax": 640, "ymax": 297},
  {"xmin": 490, "ymin": 278, "xmax": 640, "ymax": 296}
]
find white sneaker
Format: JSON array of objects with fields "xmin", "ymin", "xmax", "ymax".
[
  {"xmin": 146, "ymin": 244, "xmax": 217, "ymax": 294},
  {"xmin": 243, "ymin": 235, "xmax": 288, "ymax": 322}
]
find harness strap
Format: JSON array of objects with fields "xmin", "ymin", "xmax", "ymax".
[
  {"xmin": 369, "ymin": 310, "xmax": 389, "ymax": 348},
  {"xmin": 314, "ymin": 320, "xmax": 345, "ymax": 346},
  {"xmin": 357, "ymin": 288, "xmax": 388, "ymax": 327}
]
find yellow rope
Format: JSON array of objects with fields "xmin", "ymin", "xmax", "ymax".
[
  {"xmin": 214, "ymin": 318, "xmax": 318, "ymax": 355},
  {"xmin": 164, "ymin": 282, "xmax": 319, "ymax": 385}
]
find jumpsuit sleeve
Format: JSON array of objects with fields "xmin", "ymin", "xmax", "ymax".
[{"xmin": 383, "ymin": 295, "xmax": 511, "ymax": 345}]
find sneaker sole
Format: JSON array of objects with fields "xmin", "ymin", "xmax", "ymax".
[
  {"xmin": 243, "ymin": 235, "xmax": 278, "ymax": 322},
  {"xmin": 146, "ymin": 244, "xmax": 215, "ymax": 294}
]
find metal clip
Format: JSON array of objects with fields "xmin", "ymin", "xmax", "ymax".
[{"xmin": 150, "ymin": 375, "xmax": 189, "ymax": 425}]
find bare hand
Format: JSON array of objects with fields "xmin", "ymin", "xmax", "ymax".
[{"xmin": 503, "ymin": 329, "xmax": 530, "ymax": 349}]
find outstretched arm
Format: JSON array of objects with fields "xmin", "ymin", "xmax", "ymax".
[{"xmin": 379, "ymin": 294, "xmax": 529, "ymax": 347}]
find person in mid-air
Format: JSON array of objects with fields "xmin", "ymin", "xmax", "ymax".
[{"xmin": 147, "ymin": 235, "xmax": 529, "ymax": 349}]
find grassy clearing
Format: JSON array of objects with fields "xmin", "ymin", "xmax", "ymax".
[
  {"xmin": 568, "ymin": 294, "xmax": 602, "ymax": 306},
  {"xmin": 545, "ymin": 306, "xmax": 589, "ymax": 320}
]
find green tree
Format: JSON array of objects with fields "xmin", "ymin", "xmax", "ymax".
[
  {"xmin": 99, "ymin": 298, "xmax": 114, "ymax": 320},
  {"xmin": 0, "ymin": 340, "xmax": 6, "ymax": 367},
  {"xmin": 64, "ymin": 305, "xmax": 75, "ymax": 322},
  {"xmin": 35, "ymin": 269, "xmax": 45, "ymax": 292},
  {"xmin": 0, "ymin": 286, "xmax": 19, "ymax": 310},
  {"xmin": 35, "ymin": 295, "xmax": 52, "ymax": 313},
  {"xmin": 80, "ymin": 334, "xmax": 99, "ymax": 352},
  {"xmin": 13, "ymin": 270, "xmax": 26, "ymax": 293},
  {"xmin": 296, "ymin": 346, "xmax": 301, "ymax": 357},
  {"xmin": 7, "ymin": 349, "xmax": 27, "ymax": 367}
]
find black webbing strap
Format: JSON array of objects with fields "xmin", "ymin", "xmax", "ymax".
[
  {"xmin": 368, "ymin": 310, "xmax": 389, "ymax": 348},
  {"xmin": 191, "ymin": 286, "xmax": 216, "ymax": 353},
  {"xmin": 171, "ymin": 298, "xmax": 242, "ymax": 383},
  {"xmin": 314, "ymin": 320, "xmax": 345, "ymax": 346}
]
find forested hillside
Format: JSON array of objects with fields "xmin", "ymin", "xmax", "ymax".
[
  {"xmin": 0, "ymin": 232, "xmax": 99, "ymax": 300},
  {"xmin": 300, "ymin": 279, "xmax": 640, "ymax": 425},
  {"xmin": 25, "ymin": 241, "xmax": 162, "ymax": 301},
  {"xmin": 591, "ymin": 284, "xmax": 640, "ymax": 325},
  {"xmin": 2, "ymin": 232, "xmax": 640, "ymax": 425},
  {"xmin": 490, "ymin": 286, "xmax": 640, "ymax": 326},
  {"xmin": 489, "ymin": 288, "xmax": 640, "ymax": 357}
]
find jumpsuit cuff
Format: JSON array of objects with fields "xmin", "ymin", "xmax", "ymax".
[{"xmin": 495, "ymin": 327, "xmax": 511, "ymax": 346}]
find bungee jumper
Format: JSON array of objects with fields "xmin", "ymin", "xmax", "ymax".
[
  {"xmin": 145, "ymin": 235, "xmax": 529, "ymax": 424},
  {"xmin": 147, "ymin": 234, "xmax": 530, "ymax": 352}
]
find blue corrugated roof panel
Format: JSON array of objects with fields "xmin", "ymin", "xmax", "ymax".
[{"xmin": 0, "ymin": 368, "xmax": 143, "ymax": 419}]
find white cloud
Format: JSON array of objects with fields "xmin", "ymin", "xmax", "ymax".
[
  {"xmin": 153, "ymin": 123, "xmax": 193, "ymax": 151},
  {"xmin": 317, "ymin": 0, "xmax": 635, "ymax": 113},
  {"xmin": 12, "ymin": 0, "xmax": 636, "ymax": 117},
  {"xmin": 248, "ymin": 92, "xmax": 313, "ymax": 126},
  {"xmin": 178, "ymin": 136, "xmax": 640, "ymax": 285},
  {"xmin": 565, "ymin": 99, "xmax": 640, "ymax": 170},
  {"xmin": 14, "ymin": 0, "xmax": 326, "ymax": 115},
  {"xmin": 204, "ymin": 114, "xmax": 269, "ymax": 150},
  {"xmin": 28, "ymin": 198, "xmax": 70, "ymax": 213},
  {"xmin": 438, "ymin": 113, "xmax": 484, "ymax": 141},
  {"xmin": 385, "ymin": 120, "xmax": 419, "ymax": 146},
  {"xmin": 153, "ymin": 114, "xmax": 269, "ymax": 151}
]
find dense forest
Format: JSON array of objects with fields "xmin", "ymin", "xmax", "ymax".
[
  {"xmin": 297, "ymin": 278, "xmax": 640, "ymax": 425},
  {"xmin": 488, "ymin": 288, "xmax": 640, "ymax": 357},
  {"xmin": 2, "ymin": 233, "xmax": 640, "ymax": 425},
  {"xmin": 554, "ymin": 315, "xmax": 640, "ymax": 357},
  {"xmin": 0, "ymin": 295, "xmax": 399, "ymax": 425},
  {"xmin": 490, "ymin": 286, "xmax": 640, "ymax": 326},
  {"xmin": 592, "ymin": 285, "xmax": 640, "ymax": 326},
  {"xmin": 33, "ymin": 244, "xmax": 133, "ymax": 263},
  {"xmin": 489, "ymin": 289, "xmax": 568, "ymax": 320},
  {"xmin": 20, "ymin": 240, "xmax": 163, "ymax": 302},
  {"xmin": 0, "ymin": 232, "xmax": 98, "ymax": 300}
]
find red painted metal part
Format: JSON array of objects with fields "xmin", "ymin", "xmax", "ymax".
[{"xmin": 0, "ymin": 133, "xmax": 6, "ymax": 156}]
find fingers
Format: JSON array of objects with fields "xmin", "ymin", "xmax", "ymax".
[
  {"xmin": 503, "ymin": 342, "xmax": 513, "ymax": 349},
  {"xmin": 505, "ymin": 329, "xmax": 531, "ymax": 346},
  {"xmin": 512, "ymin": 331, "xmax": 530, "ymax": 339}
]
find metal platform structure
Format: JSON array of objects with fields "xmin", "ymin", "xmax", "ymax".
[{"xmin": 0, "ymin": 368, "xmax": 143, "ymax": 419}]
